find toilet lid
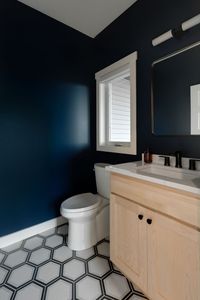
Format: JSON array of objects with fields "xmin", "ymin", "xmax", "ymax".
[{"xmin": 61, "ymin": 193, "xmax": 102, "ymax": 213}]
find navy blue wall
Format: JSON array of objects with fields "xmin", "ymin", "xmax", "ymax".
[
  {"xmin": 0, "ymin": 1, "xmax": 96, "ymax": 236},
  {"xmin": 95, "ymin": 0, "xmax": 200, "ymax": 164},
  {"xmin": 1, "ymin": 0, "xmax": 200, "ymax": 236}
]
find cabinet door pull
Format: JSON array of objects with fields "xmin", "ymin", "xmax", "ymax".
[
  {"xmin": 138, "ymin": 214, "xmax": 143, "ymax": 220},
  {"xmin": 147, "ymin": 218, "xmax": 152, "ymax": 225}
]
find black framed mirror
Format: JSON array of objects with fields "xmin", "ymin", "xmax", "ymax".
[{"xmin": 152, "ymin": 41, "xmax": 200, "ymax": 136}]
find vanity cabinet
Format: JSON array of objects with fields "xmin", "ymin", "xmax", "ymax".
[
  {"xmin": 110, "ymin": 194, "xmax": 147, "ymax": 292},
  {"xmin": 110, "ymin": 173, "xmax": 200, "ymax": 300},
  {"xmin": 147, "ymin": 210, "xmax": 200, "ymax": 300}
]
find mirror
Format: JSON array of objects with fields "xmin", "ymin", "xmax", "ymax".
[{"xmin": 152, "ymin": 41, "xmax": 200, "ymax": 135}]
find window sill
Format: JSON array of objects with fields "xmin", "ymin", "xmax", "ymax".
[{"xmin": 97, "ymin": 144, "xmax": 137, "ymax": 155}]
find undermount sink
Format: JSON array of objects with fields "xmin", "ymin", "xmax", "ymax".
[
  {"xmin": 107, "ymin": 159, "xmax": 200, "ymax": 194},
  {"xmin": 137, "ymin": 164, "xmax": 200, "ymax": 181}
]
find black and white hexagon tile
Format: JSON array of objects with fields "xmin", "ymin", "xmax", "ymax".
[{"xmin": 0, "ymin": 224, "xmax": 148, "ymax": 300}]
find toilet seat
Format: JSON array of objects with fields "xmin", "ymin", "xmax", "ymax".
[{"xmin": 61, "ymin": 193, "xmax": 102, "ymax": 213}]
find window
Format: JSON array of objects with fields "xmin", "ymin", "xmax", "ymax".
[{"xmin": 95, "ymin": 51, "xmax": 137, "ymax": 154}]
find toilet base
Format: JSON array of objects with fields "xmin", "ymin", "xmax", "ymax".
[{"xmin": 68, "ymin": 216, "xmax": 97, "ymax": 251}]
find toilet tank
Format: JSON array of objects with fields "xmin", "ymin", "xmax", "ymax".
[{"xmin": 94, "ymin": 163, "xmax": 110, "ymax": 199}]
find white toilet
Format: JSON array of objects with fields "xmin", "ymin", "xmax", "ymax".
[{"xmin": 60, "ymin": 163, "xmax": 110, "ymax": 250}]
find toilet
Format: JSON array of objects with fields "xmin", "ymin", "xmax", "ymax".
[{"xmin": 60, "ymin": 163, "xmax": 110, "ymax": 250}]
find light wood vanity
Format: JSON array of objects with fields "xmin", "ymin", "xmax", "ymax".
[{"xmin": 110, "ymin": 172, "xmax": 200, "ymax": 300}]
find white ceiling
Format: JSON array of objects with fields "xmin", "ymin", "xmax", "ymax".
[{"xmin": 18, "ymin": 0, "xmax": 137, "ymax": 38}]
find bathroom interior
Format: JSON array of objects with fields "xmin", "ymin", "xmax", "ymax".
[{"xmin": 1, "ymin": 0, "xmax": 200, "ymax": 299}]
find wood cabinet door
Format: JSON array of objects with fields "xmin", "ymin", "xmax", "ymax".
[
  {"xmin": 148, "ymin": 211, "xmax": 200, "ymax": 300},
  {"xmin": 110, "ymin": 194, "xmax": 147, "ymax": 292}
]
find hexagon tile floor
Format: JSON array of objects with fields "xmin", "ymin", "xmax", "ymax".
[{"xmin": 0, "ymin": 224, "xmax": 147, "ymax": 300}]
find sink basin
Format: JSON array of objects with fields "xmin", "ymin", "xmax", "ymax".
[
  {"xmin": 138, "ymin": 164, "xmax": 200, "ymax": 181},
  {"xmin": 107, "ymin": 161, "xmax": 200, "ymax": 193}
]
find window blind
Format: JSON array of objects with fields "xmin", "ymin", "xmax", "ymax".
[{"xmin": 109, "ymin": 78, "xmax": 130, "ymax": 142}]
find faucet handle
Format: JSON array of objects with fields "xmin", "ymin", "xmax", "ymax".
[
  {"xmin": 159, "ymin": 155, "xmax": 170, "ymax": 166},
  {"xmin": 174, "ymin": 151, "xmax": 182, "ymax": 168},
  {"xmin": 189, "ymin": 159, "xmax": 200, "ymax": 170}
]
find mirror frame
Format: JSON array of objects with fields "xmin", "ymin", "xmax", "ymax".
[{"xmin": 151, "ymin": 40, "xmax": 200, "ymax": 136}]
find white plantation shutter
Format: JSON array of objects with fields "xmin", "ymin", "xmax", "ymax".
[{"xmin": 109, "ymin": 77, "xmax": 130, "ymax": 142}]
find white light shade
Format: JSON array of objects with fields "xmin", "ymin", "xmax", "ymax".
[
  {"xmin": 152, "ymin": 30, "xmax": 173, "ymax": 46},
  {"xmin": 182, "ymin": 14, "xmax": 200, "ymax": 31},
  {"xmin": 152, "ymin": 13, "xmax": 200, "ymax": 47}
]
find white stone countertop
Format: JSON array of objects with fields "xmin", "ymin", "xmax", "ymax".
[{"xmin": 106, "ymin": 161, "xmax": 200, "ymax": 196}]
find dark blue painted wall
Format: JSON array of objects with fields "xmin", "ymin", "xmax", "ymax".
[
  {"xmin": 1, "ymin": 0, "xmax": 200, "ymax": 236},
  {"xmin": 0, "ymin": 1, "xmax": 96, "ymax": 236},
  {"xmin": 95, "ymin": 0, "xmax": 200, "ymax": 164}
]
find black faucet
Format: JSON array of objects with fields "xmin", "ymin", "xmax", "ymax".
[
  {"xmin": 189, "ymin": 159, "xmax": 200, "ymax": 170},
  {"xmin": 175, "ymin": 151, "xmax": 182, "ymax": 168},
  {"xmin": 159, "ymin": 155, "xmax": 171, "ymax": 166}
]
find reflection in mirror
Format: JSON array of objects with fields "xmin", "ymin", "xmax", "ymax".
[
  {"xmin": 152, "ymin": 41, "xmax": 200, "ymax": 135},
  {"xmin": 191, "ymin": 84, "xmax": 200, "ymax": 134}
]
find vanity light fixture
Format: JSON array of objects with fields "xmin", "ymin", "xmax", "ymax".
[{"xmin": 152, "ymin": 13, "xmax": 200, "ymax": 46}]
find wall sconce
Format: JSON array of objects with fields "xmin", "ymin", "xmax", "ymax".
[{"xmin": 152, "ymin": 13, "xmax": 200, "ymax": 46}]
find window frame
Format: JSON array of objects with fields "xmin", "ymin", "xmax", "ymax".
[{"xmin": 95, "ymin": 51, "xmax": 137, "ymax": 155}]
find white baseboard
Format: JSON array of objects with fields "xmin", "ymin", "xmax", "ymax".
[{"xmin": 0, "ymin": 216, "xmax": 67, "ymax": 249}]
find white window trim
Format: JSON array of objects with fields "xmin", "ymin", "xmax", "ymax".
[{"xmin": 95, "ymin": 51, "xmax": 137, "ymax": 155}]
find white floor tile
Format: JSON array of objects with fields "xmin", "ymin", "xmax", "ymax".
[
  {"xmin": 24, "ymin": 236, "xmax": 43, "ymax": 250},
  {"xmin": 97, "ymin": 241, "xmax": 110, "ymax": 257},
  {"xmin": 36, "ymin": 261, "xmax": 60, "ymax": 284},
  {"xmin": 0, "ymin": 287, "xmax": 13, "ymax": 300},
  {"xmin": 45, "ymin": 235, "xmax": 63, "ymax": 248},
  {"xmin": 0, "ymin": 252, "xmax": 5, "ymax": 263},
  {"xmin": 0, "ymin": 267, "xmax": 8, "ymax": 284},
  {"xmin": 104, "ymin": 273, "xmax": 131, "ymax": 299},
  {"xmin": 4, "ymin": 250, "xmax": 28, "ymax": 268},
  {"xmin": 0, "ymin": 228, "xmax": 146, "ymax": 300},
  {"xmin": 88, "ymin": 256, "xmax": 110, "ymax": 277},
  {"xmin": 29, "ymin": 247, "xmax": 51, "ymax": 265},
  {"xmin": 7, "ymin": 264, "xmax": 34, "ymax": 287},
  {"xmin": 76, "ymin": 276, "xmax": 102, "ymax": 300},
  {"xmin": 53, "ymin": 245, "xmax": 72, "ymax": 262},
  {"xmin": 46, "ymin": 279, "xmax": 72, "ymax": 300},
  {"xmin": 15, "ymin": 283, "xmax": 43, "ymax": 300},
  {"xmin": 76, "ymin": 247, "xmax": 95, "ymax": 260},
  {"xmin": 63, "ymin": 259, "xmax": 85, "ymax": 280}
]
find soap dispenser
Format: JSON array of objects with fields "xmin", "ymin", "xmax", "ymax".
[{"xmin": 144, "ymin": 148, "xmax": 152, "ymax": 163}]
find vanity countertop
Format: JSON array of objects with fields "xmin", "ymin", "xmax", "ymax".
[{"xmin": 106, "ymin": 161, "xmax": 200, "ymax": 195}]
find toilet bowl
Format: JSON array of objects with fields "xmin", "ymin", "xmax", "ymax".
[
  {"xmin": 60, "ymin": 163, "xmax": 110, "ymax": 251},
  {"xmin": 61, "ymin": 193, "xmax": 102, "ymax": 250}
]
